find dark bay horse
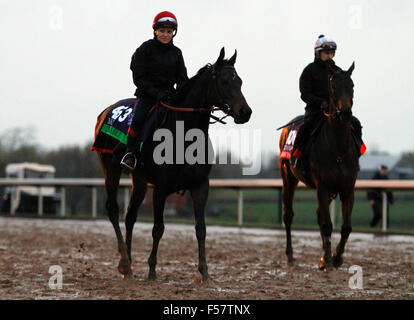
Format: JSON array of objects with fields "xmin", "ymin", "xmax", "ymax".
[
  {"xmin": 279, "ymin": 62, "xmax": 358, "ymax": 271},
  {"xmin": 94, "ymin": 48, "xmax": 252, "ymax": 281}
]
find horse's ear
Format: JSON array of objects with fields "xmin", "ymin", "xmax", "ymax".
[
  {"xmin": 347, "ymin": 62, "xmax": 355, "ymax": 76},
  {"xmin": 228, "ymin": 49, "xmax": 237, "ymax": 65},
  {"xmin": 215, "ymin": 47, "xmax": 225, "ymax": 65}
]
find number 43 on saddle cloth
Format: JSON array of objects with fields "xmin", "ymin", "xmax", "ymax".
[
  {"xmin": 91, "ymin": 98, "xmax": 136, "ymax": 154},
  {"xmin": 91, "ymin": 98, "xmax": 167, "ymax": 163}
]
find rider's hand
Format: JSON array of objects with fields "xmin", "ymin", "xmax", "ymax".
[
  {"xmin": 320, "ymin": 100, "xmax": 329, "ymax": 110},
  {"xmin": 157, "ymin": 90, "xmax": 175, "ymax": 103}
]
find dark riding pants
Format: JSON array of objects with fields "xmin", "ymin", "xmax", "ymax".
[
  {"xmin": 294, "ymin": 109, "xmax": 362, "ymax": 154},
  {"xmin": 370, "ymin": 200, "xmax": 390, "ymax": 227},
  {"xmin": 128, "ymin": 97, "xmax": 156, "ymax": 137}
]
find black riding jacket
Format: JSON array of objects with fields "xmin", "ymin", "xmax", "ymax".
[
  {"xmin": 367, "ymin": 171, "xmax": 394, "ymax": 203},
  {"xmin": 130, "ymin": 37, "xmax": 188, "ymax": 99},
  {"xmin": 299, "ymin": 57, "xmax": 342, "ymax": 112}
]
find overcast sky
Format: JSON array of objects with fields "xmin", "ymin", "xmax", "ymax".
[{"xmin": 1, "ymin": 0, "xmax": 413, "ymax": 156}]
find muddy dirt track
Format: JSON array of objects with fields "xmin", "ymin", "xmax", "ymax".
[{"xmin": 0, "ymin": 217, "xmax": 413, "ymax": 300}]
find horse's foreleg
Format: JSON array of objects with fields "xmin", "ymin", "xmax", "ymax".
[
  {"xmin": 281, "ymin": 164, "xmax": 298, "ymax": 266},
  {"xmin": 147, "ymin": 187, "xmax": 166, "ymax": 280},
  {"xmin": 125, "ymin": 177, "xmax": 147, "ymax": 263},
  {"xmin": 316, "ymin": 186, "xmax": 333, "ymax": 271},
  {"xmin": 333, "ymin": 191, "xmax": 354, "ymax": 268},
  {"xmin": 190, "ymin": 179, "xmax": 210, "ymax": 282}
]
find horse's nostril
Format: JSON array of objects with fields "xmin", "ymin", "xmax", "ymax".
[{"xmin": 240, "ymin": 106, "xmax": 251, "ymax": 116}]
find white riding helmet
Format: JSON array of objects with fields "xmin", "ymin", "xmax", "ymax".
[{"xmin": 314, "ymin": 34, "xmax": 337, "ymax": 53}]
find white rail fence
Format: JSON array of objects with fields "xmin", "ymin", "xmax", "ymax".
[{"xmin": 1, "ymin": 178, "xmax": 414, "ymax": 232}]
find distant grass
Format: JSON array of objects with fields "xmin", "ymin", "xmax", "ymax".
[{"xmin": 205, "ymin": 189, "xmax": 414, "ymax": 233}]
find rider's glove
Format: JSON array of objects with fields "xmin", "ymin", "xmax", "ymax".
[{"xmin": 156, "ymin": 90, "xmax": 175, "ymax": 103}]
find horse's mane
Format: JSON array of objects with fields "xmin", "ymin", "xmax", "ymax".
[
  {"xmin": 172, "ymin": 64, "xmax": 212, "ymax": 104},
  {"xmin": 172, "ymin": 60, "xmax": 234, "ymax": 105}
]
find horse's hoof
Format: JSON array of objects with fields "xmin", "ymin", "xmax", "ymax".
[
  {"xmin": 192, "ymin": 275, "xmax": 210, "ymax": 284},
  {"xmin": 332, "ymin": 254, "xmax": 343, "ymax": 269},
  {"xmin": 287, "ymin": 257, "xmax": 296, "ymax": 266},
  {"xmin": 318, "ymin": 257, "xmax": 325, "ymax": 270},
  {"xmin": 148, "ymin": 272, "xmax": 157, "ymax": 281},
  {"xmin": 319, "ymin": 257, "xmax": 333, "ymax": 272},
  {"xmin": 118, "ymin": 259, "xmax": 132, "ymax": 276},
  {"xmin": 202, "ymin": 274, "xmax": 210, "ymax": 283},
  {"xmin": 121, "ymin": 273, "xmax": 133, "ymax": 279}
]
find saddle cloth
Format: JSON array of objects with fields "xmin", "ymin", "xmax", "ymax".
[
  {"xmin": 280, "ymin": 117, "xmax": 304, "ymax": 160},
  {"xmin": 279, "ymin": 115, "xmax": 367, "ymax": 164},
  {"xmin": 91, "ymin": 98, "xmax": 136, "ymax": 154},
  {"xmin": 91, "ymin": 98, "xmax": 167, "ymax": 163}
]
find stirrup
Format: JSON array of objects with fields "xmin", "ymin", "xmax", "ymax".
[{"xmin": 120, "ymin": 152, "xmax": 137, "ymax": 172}]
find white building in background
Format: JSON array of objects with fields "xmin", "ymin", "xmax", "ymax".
[
  {"xmin": 358, "ymin": 155, "xmax": 414, "ymax": 179},
  {"xmin": 1, "ymin": 162, "xmax": 60, "ymax": 214}
]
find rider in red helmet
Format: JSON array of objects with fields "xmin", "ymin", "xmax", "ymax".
[{"xmin": 121, "ymin": 11, "xmax": 188, "ymax": 172}]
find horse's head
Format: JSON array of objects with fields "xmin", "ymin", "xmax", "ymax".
[
  {"xmin": 326, "ymin": 62, "xmax": 355, "ymax": 123},
  {"xmin": 209, "ymin": 48, "xmax": 252, "ymax": 124}
]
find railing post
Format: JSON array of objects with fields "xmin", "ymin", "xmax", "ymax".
[
  {"xmin": 92, "ymin": 187, "xmax": 97, "ymax": 219},
  {"xmin": 330, "ymin": 198, "xmax": 336, "ymax": 229},
  {"xmin": 38, "ymin": 186, "xmax": 43, "ymax": 216},
  {"xmin": 237, "ymin": 189, "xmax": 243, "ymax": 227},
  {"xmin": 382, "ymin": 191, "xmax": 387, "ymax": 232},
  {"xmin": 60, "ymin": 187, "xmax": 66, "ymax": 217},
  {"xmin": 10, "ymin": 189, "xmax": 16, "ymax": 216}
]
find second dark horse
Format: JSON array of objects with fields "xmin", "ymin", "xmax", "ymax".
[
  {"xmin": 94, "ymin": 48, "xmax": 252, "ymax": 281},
  {"xmin": 279, "ymin": 62, "xmax": 359, "ymax": 271}
]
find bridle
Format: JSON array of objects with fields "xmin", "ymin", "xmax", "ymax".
[
  {"xmin": 324, "ymin": 74, "xmax": 352, "ymax": 121},
  {"xmin": 324, "ymin": 75, "xmax": 340, "ymax": 119},
  {"xmin": 324, "ymin": 73, "xmax": 354, "ymax": 166},
  {"xmin": 158, "ymin": 64, "xmax": 235, "ymax": 124}
]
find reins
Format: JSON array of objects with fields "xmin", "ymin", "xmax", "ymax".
[
  {"xmin": 148, "ymin": 63, "xmax": 235, "ymax": 125},
  {"xmin": 158, "ymin": 101, "xmax": 230, "ymax": 125},
  {"xmin": 324, "ymin": 75, "xmax": 338, "ymax": 119}
]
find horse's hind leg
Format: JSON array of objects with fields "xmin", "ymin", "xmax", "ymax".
[
  {"xmin": 190, "ymin": 179, "xmax": 210, "ymax": 282},
  {"xmin": 125, "ymin": 175, "xmax": 147, "ymax": 263},
  {"xmin": 332, "ymin": 191, "xmax": 354, "ymax": 268},
  {"xmin": 99, "ymin": 153, "xmax": 131, "ymax": 276},
  {"xmin": 281, "ymin": 163, "xmax": 299, "ymax": 266},
  {"xmin": 147, "ymin": 187, "xmax": 167, "ymax": 280},
  {"xmin": 316, "ymin": 186, "xmax": 334, "ymax": 271}
]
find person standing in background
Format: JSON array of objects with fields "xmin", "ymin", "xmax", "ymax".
[{"xmin": 367, "ymin": 165, "xmax": 394, "ymax": 227}]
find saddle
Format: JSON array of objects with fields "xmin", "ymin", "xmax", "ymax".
[
  {"xmin": 91, "ymin": 98, "xmax": 167, "ymax": 163},
  {"xmin": 280, "ymin": 115, "xmax": 323, "ymax": 183},
  {"xmin": 280, "ymin": 115, "xmax": 307, "ymax": 164},
  {"xmin": 280, "ymin": 114, "xmax": 366, "ymax": 173}
]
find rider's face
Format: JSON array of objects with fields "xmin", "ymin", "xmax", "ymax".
[
  {"xmin": 156, "ymin": 28, "xmax": 174, "ymax": 44},
  {"xmin": 320, "ymin": 50, "xmax": 335, "ymax": 61}
]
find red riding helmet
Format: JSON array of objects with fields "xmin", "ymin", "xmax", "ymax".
[{"xmin": 152, "ymin": 11, "xmax": 178, "ymax": 30}]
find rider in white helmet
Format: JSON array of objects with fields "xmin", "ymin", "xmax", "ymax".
[{"xmin": 292, "ymin": 34, "xmax": 362, "ymax": 172}]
